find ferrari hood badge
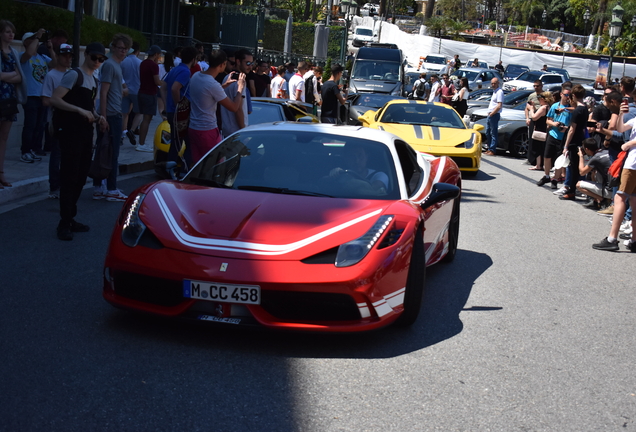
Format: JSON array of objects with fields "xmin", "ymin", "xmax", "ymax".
[{"xmin": 220, "ymin": 263, "xmax": 228, "ymax": 272}]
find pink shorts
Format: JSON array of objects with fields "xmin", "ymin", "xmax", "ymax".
[{"xmin": 188, "ymin": 127, "xmax": 222, "ymax": 165}]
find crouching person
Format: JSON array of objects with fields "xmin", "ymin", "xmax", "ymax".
[
  {"xmin": 576, "ymin": 138, "xmax": 612, "ymax": 210},
  {"xmin": 50, "ymin": 43, "xmax": 108, "ymax": 240}
]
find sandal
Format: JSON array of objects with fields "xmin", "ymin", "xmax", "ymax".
[
  {"xmin": 0, "ymin": 171, "xmax": 12, "ymax": 187},
  {"xmin": 528, "ymin": 167, "xmax": 543, "ymax": 171}
]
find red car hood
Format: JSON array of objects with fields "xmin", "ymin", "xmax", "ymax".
[{"xmin": 140, "ymin": 182, "xmax": 405, "ymax": 260}]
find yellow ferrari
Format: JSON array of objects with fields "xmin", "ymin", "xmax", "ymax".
[{"xmin": 358, "ymin": 100, "xmax": 484, "ymax": 174}]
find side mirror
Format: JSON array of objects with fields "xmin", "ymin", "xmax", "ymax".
[
  {"xmin": 421, "ymin": 183, "xmax": 460, "ymax": 210},
  {"xmin": 297, "ymin": 116, "xmax": 316, "ymax": 123},
  {"xmin": 473, "ymin": 124, "xmax": 485, "ymax": 132}
]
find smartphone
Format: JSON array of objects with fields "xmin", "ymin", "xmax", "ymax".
[
  {"xmin": 40, "ymin": 30, "xmax": 49, "ymax": 43},
  {"xmin": 586, "ymin": 121, "xmax": 598, "ymax": 128},
  {"xmin": 231, "ymin": 72, "xmax": 239, "ymax": 80}
]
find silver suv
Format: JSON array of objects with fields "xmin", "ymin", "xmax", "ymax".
[{"xmin": 503, "ymin": 71, "xmax": 565, "ymax": 92}]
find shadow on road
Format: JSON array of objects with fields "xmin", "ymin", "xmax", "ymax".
[{"xmin": 104, "ymin": 249, "xmax": 494, "ymax": 359}]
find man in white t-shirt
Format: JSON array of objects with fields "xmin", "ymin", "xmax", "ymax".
[
  {"xmin": 484, "ymin": 77, "xmax": 504, "ymax": 156},
  {"xmin": 189, "ymin": 50, "xmax": 246, "ymax": 164},
  {"xmin": 270, "ymin": 65, "xmax": 288, "ymax": 99},
  {"xmin": 288, "ymin": 61, "xmax": 309, "ymax": 102},
  {"xmin": 41, "ymin": 43, "xmax": 73, "ymax": 198},
  {"xmin": 428, "ymin": 74, "xmax": 441, "ymax": 103}
]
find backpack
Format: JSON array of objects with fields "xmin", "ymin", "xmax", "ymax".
[
  {"xmin": 51, "ymin": 67, "xmax": 98, "ymax": 137},
  {"xmin": 416, "ymin": 80, "xmax": 426, "ymax": 98},
  {"xmin": 305, "ymin": 75, "xmax": 317, "ymax": 104}
]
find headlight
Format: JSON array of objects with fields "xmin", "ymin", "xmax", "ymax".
[
  {"xmin": 455, "ymin": 133, "xmax": 476, "ymax": 149},
  {"xmin": 121, "ymin": 193, "xmax": 147, "ymax": 247},
  {"xmin": 335, "ymin": 215, "xmax": 393, "ymax": 267}
]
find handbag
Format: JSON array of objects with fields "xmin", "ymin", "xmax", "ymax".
[
  {"xmin": 0, "ymin": 97, "xmax": 18, "ymax": 118},
  {"xmin": 88, "ymin": 132, "xmax": 113, "ymax": 180},
  {"xmin": 452, "ymin": 92, "xmax": 461, "ymax": 102},
  {"xmin": 531, "ymin": 130, "xmax": 547, "ymax": 141},
  {"xmin": 174, "ymin": 81, "xmax": 191, "ymax": 137}
]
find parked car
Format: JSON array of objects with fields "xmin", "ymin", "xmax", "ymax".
[
  {"xmin": 475, "ymin": 117, "xmax": 528, "ymax": 158},
  {"xmin": 419, "ymin": 54, "xmax": 449, "ymax": 74},
  {"xmin": 468, "ymin": 100, "xmax": 526, "ymax": 127},
  {"xmin": 345, "ymin": 93, "xmax": 405, "ymax": 125},
  {"xmin": 503, "ymin": 64, "xmax": 529, "ymax": 82},
  {"xmin": 503, "ymin": 71, "xmax": 565, "ymax": 91},
  {"xmin": 103, "ymin": 122, "xmax": 462, "ymax": 331},
  {"xmin": 451, "ymin": 68, "xmax": 503, "ymax": 90},
  {"xmin": 464, "ymin": 90, "xmax": 532, "ymax": 119},
  {"xmin": 545, "ymin": 67, "xmax": 571, "ymax": 82}
]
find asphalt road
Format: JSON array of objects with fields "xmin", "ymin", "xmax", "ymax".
[{"xmin": 1, "ymin": 156, "xmax": 635, "ymax": 431}]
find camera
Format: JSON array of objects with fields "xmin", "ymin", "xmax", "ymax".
[{"xmin": 231, "ymin": 72, "xmax": 239, "ymax": 81}]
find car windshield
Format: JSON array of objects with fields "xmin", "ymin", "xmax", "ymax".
[
  {"xmin": 505, "ymin": 65, "xmax": 529, "ymax": 77},
  {"xmin": 516, "ymin": 71, "xmax": 541, "ymax": 82},
  {"xmin": 547, "ymin": 67, "xmax": 570, "ymax": 80},
  {"xmin": 454, "ymin": 70, "xmax": 479, "ymax": 81},
  {"xmin": 351, "ymin": 60, "xmax": 400, "ymax": 81},
  {"xmin": 503, "ymin": 91, "xmax": 531, "ymax": 103},
  {"xmin": 184, "ymin": 130, "xmax": 400, "ymax": 200},
  {"xmin": 380, "ymin": 103, "xmax": 465, "ymax": 129},
  {"xmin": 356, "ymin": 28, "xmax": 373, "ymax": 36},
  {"xmin": 542, "ymin": 75, "xmax": 562, "ymax": 84},
  {"xmin": 424, "ymin": 56, "xmax": 446, "ymax": 65},
  {"xmin": 354, "ymin": 94, "xmax": 403, "ymax": 107},
  {"xmin": 249, "ymin": 102, "xmax": 285, "ymax": 124}
]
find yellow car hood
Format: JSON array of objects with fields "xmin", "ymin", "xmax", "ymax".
[{"xmin": 378, "ymin": 123, "xmax": 475, "ymax": 149}]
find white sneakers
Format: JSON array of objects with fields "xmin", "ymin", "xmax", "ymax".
[
  {"xmin": 136, "ymin": 143, "xmax": 154, "ymax": 153},
  {"xmin": 93, "ymin": 185, "xmax": 127, "ymax": 202}
]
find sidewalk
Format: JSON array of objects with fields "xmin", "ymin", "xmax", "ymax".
[{"xmin": 0, "ymin": 113, "xmax": 165, "ymax": 206}]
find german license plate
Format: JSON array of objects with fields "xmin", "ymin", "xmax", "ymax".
[{"xmin": 183, "ymin": 280, "xmax": 260, "ymax": 305}]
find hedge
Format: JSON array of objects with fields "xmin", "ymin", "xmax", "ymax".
[{"xmin": 0, "ymin": 1, "xmax": 147, "ymax": 50}]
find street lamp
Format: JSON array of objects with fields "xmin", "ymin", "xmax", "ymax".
[
  {"xmin": 542, "ymin": 10, "xmax": 547, "ymax": 29},
  {"xmin": 608, "ymin": 2, "xmax": 624, "ymax": 84},
  {"xmin": 583, "ymin": 9, "xmax": 590, "ymax": 35},
  {"xmin": 340, "ymin": 0, "xmax": 351, "ymax": 63}
]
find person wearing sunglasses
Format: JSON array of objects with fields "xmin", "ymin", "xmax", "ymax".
[{"xmin": 49, "ymin": 42, "xmax": 107, "ymax": 241}]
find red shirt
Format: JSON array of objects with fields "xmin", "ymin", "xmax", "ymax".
[
  {"xmin": 139, "ymin": 59, "xmax": 159, "ymax": 95},
  {"xmin": 190, "ymin": 64, "xmax": 201, "ymax": 76}
]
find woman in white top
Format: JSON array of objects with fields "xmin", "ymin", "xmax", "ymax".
[{"xmin": 454, "ymin": 77, "xmax": 470, "ymax": 117}]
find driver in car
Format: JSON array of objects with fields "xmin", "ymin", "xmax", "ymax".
[{"xmin": 330, "ymin": 145, "xmax": 389, "ymax": 191}]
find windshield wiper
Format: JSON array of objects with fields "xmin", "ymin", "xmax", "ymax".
[
  {"xmin": 187, "ymin": 177, "xmax": 231, "ymax": 188},
  {"xmin": 237, "ymin": 185, "xmax": 333, "ymax": 197}
]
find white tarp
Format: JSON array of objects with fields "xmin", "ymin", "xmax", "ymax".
[{"xmin": 373, "ymin": 20, "xmax": 636, "ymax": 81}]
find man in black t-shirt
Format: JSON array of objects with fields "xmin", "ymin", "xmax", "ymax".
[
  {"xmin": 560, "ymin": 84, "xmax": 589, "ymax": 200},
  {"xmin": 320, "ymin": 64, "xmax": 346, "ymax": 124},
  {"xmin": 576, "ymin": 138, "xmax": 612, "ymax": 209}
]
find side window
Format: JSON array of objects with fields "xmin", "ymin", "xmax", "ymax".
[
  {"xmin": 484, "ymin": 72, "xmax": 493, "ymax": 80},
  {"xmin": 394, "ymin": 139, "xmax": 423, "ymax": 196}
]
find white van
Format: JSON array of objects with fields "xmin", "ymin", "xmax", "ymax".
[{"xmin": 352, "ymin": 26, "xmax": 376, "ymax": 47}]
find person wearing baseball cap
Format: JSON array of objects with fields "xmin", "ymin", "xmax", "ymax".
[
  {"xmin": 20, "ymin": 28, "xmax": 57, "ymax": 163},
  {"xmin": 41, "ymin": 43, "xmax": 74, "ymax": 199},
  {"xmin": 49, "ymin": 42, "xmax": 107, "ymax": 240}
]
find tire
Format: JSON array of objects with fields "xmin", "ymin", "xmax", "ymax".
[
  {"xmin": 508, "ymin": 128, "xmax": 529, "ymax": 158},
  {"xmin": 394, "ymin": 227, "xmax": 426, "ymax": 327},
  {"xmin": 442, "ymin": 197, "xmax": 460, "ymax": 263}
]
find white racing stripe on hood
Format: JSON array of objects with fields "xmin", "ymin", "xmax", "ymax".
[{"xmin": 153, "ymin": 189, "xmax": 383, "ymax": 255}]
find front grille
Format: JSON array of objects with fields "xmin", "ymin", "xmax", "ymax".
[
  {"xmin": 450, "ymin": 157, "xmax": 475, "ymax": 168},
  {"xmin": 113, "ymin": 271, "xmax": 184, "ymax": 307},
  {"xmin": 261, "ymin": 291, "xmax": 360, "ymax": 321}
]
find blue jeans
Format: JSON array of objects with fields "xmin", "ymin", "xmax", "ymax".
[
  {"xmin": 485, "ymin": 113, "xmax": 500, "ymax": 153},
  {"xmin": 21, "ymin": 96, "xmax": 47, "ymax": 154},
  {"xmin": 93, "ymin": 114, "xmax": 122, "ymax": 191}
]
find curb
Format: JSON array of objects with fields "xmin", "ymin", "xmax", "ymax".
[{"xmin": 0, "ymin": 160, "xmax": 155, "ymax": 206}]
